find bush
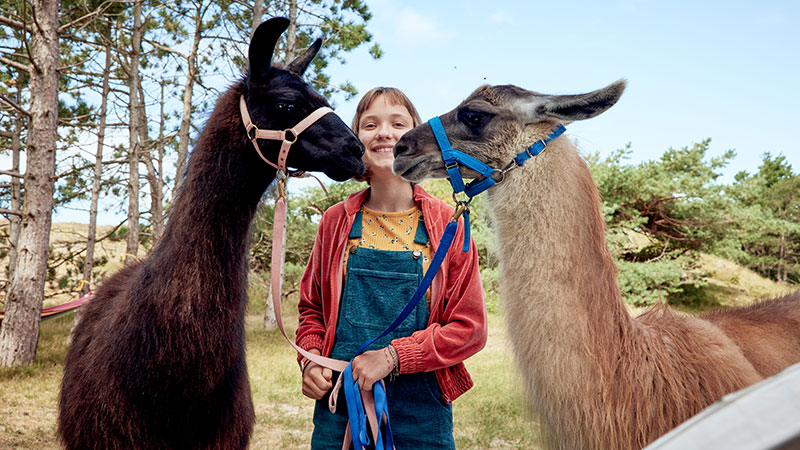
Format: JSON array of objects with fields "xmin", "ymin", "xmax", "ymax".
[{"xmin": 480, "ymin": 266, "xmax": 501, "ymax": 313}]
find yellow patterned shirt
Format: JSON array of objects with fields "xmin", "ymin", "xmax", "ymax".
[{"xmin": 344, "ymin": 205, "xmax": 433, "ymax": 307}]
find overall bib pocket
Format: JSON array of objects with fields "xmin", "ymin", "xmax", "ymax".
[{"xmin": 341, "ymin": 267, "xmax": 420, "ymax": 333}]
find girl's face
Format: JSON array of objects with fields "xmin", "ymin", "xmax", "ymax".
[{"xmin": 357, "ymin": 95, "xmax": 415, "ymax": 178}]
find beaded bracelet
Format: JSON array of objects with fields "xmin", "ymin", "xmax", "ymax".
[{"xmin": 387, "ymin": 345, "xmax": 400, "ymax": 382}]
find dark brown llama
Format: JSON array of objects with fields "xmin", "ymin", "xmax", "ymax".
[
  {"xmin": 58, "ymin": 18, "xmax": 364, "ymax": 450},
  {"xmin": 393, "ymin": 80, "xmax": 800, "ymax": 449}
]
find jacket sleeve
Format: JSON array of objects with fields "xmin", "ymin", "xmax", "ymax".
[
  {"xmin": 390, "ymin": 220, "xmax": 488, "ymax": 373},
  {"xmin": 295, "ymin": 213, "xmax": 329, "ymax": 357}
]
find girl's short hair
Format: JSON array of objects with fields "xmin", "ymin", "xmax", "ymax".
[
  {"xmin": 351, "ymin": 87, "xmax": 422, "ymax": 183},
  {"xmin": 351, "ymin": 87, "xmax": 422, "ymax": 132}
]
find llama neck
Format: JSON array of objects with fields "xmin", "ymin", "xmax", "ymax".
[
  {"xmin": 146, "ymin": 85, "xmax": 273, "ymax": 312},
  {"xmin": 488, "ymin": 139, "xmax": 631, "ymax": 376}
]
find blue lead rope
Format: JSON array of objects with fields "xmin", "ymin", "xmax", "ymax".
[{"xmin": 343, "ymin": 219, "xmax": 459, "ymax": 449}]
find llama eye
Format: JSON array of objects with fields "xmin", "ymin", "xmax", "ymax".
[
  {"xmin": 461, "ymin": 111, "xmax": 486, "ymax": 128},
  {"xmin": 275, "ymin": 102, "xmax": 295, "ymax": 113}
]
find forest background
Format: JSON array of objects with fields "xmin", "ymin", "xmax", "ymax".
[{"xmin": 0, "ymin": 0, "xmax": 798, "ymax": 385}]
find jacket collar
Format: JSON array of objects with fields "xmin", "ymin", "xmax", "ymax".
[{"xmin": 343, "ymin": 184, "xmax": 449, "ymax": 233}]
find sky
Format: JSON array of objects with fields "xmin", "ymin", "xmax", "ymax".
[{"xmin": 53, "ymin": 0, "xmax": 800, "ymax": 223}]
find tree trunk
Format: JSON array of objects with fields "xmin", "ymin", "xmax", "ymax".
[
  {"xmin": 0, "ymin": 0, "xmax": 59, "ymax": 366},
  {"xmin": 262, "ymin": 278, "xmax": 277, "ymax": 330},
  {"xmin": 150, "ymin": 79, "xmax": 167, "ymax": 241},
  {"xmin": 172, "ymin": 7, "xmax": 203, "ymax": 200},
  {"xmin": 82, "ymin": 37, "xmax": 111, "ymax": 293},
  {"xmin": 125, "ymin": 0, "xmax": 143, "ymax": 264},
  {"xmin": 250, "ymin": 0, "xmax": 264, "ymax": 37},
  {"xmin": 138, "ymin": 77, "xmax": 161, "ymax": 245},
  {"xmin": 70, "ymin": 35, "xmax": 111, "ymax": 342},
  {"xmin": 285, "ymin": 0, "xmax": 298, "ymax": 64},
  {"xmin": 6, "ymin": 85, "xmax": 23, "ymax": 285}
]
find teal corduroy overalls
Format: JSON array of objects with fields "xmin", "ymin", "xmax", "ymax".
[{"xmin": 310, "ymin": 209, "xmax": 455, "ymax": 449}]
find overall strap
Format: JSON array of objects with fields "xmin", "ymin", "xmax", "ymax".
[
  {"xmin": 349, "ymin": 210, "xmax": 364, "ymax": 239},
  {"xmin": 413, "ymin": 214, "xmax": 428, "ymax": 245}
]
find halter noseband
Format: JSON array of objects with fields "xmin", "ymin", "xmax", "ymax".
[
  {"xmin": 428, "ymin": 116, "xmax": 566, "ymax": 251},
  {"xmin": 240, "ymin": 95, "xmax": 333, "ymax": 197}
]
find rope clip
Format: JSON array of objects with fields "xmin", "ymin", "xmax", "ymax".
[
  {"xmin": 276, "ymin": 170, "xmax": 288, "ymax": 200},
  {"xmin": 450, "ymin": 192, "xmax": 472, "ymax": 222}
]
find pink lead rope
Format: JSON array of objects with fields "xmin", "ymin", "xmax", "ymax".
[{"xmin": 241, "ymin": 96, "xmax": 386, "ymax": 449}]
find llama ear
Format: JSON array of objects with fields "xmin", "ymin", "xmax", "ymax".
[
  {"xmin": 248, "ymin": 17, "xmax": 291, "ymax": 82},
  {"xmin": 286, "ymin": 39, "xmax": 322, "ymax": 76},
  {"xmin": 521, "ymin": 80, "xmax": 627, "ymax": 123}
]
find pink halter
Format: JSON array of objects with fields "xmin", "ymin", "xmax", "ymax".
[{"xmin": 239, "ymin": 95, "xmax": 333, "ymax": 181}]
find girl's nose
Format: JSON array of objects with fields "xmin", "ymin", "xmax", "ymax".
[{"xmin": 376, "ymin": 122, "xmax": 392, "ymax": 138}]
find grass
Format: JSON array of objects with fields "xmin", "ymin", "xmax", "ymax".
[
  {"xmin": 0, "ymin": 296, "xmax": 541, "ymax": 449},
  {"xmin": 1, "ymin": 254, "xmax": 792, "ymax": 449}
]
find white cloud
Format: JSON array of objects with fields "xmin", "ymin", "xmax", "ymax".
[
  {"xmin": 490, "ymin": 10, "xmax": 515, "ymax": 25},
  {"xmin": 391, "ymin": 7, "xmax": 456, "ymax": 47}
]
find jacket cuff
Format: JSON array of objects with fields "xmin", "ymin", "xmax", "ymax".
[
  {"xmin": 390, "ymin": 336, "xmax": 424, "ymax": 374},
  {"xmin": 296, "ymin": 334, "xmax": 324, "ymax": 364}
]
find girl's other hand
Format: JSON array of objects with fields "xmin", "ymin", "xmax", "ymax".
[
  {"xmin": 351, "ymin": 347, "xmax": 395, "ymax": 391},
  {"xmin": 302, "ymin": 350, "xmax": 333, "ymax": 400}
]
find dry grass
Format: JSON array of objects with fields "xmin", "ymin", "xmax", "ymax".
[
  {"xmin": 0, "ymin": 300, "xmax": 540, "ymax": 449},
  {"xmin": 1, "ymin": 223, "xmax": 793, "ymax": 449}
]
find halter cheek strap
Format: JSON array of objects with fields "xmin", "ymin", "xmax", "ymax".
[{"xmin": 428, "ymin": 115, "xmax": 566, "ymax": 251}]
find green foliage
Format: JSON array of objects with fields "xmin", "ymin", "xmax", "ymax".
[
  {"xmin": 479, "ymin": 266, "xmax": 501, "ymax": 313},
  {"xmin": 588, "ymin": 140, "xmax": 736, "ymax": 306},
  {"xmin": 720, "ymin": 153, "xmax": 800, "ymax": 283},
  {"xmin": 249, "ymin": 180, "xmax": 365, "ymax": 299}
]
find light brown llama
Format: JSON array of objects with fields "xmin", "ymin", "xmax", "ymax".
[{"xmin": 392, "ymin": 80, "xmax": 800, "ymax": 450}]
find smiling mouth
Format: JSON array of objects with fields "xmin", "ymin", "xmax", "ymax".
[{"xmin": 371, "ymin": 147, "xmax": 394, "ymax": 153}]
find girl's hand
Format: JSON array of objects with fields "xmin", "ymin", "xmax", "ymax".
[
  {"xmin": 302, "ymin": 350, "xmax": 333, "ymax": 400},
  {"xmin": 351, "ymin": 347, "xmax": 395, "ymax": 391}
]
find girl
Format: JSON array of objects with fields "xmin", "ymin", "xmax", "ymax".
[{"xmin": 296, "ymin": 87, "xmax": 487, "ymax": 449}]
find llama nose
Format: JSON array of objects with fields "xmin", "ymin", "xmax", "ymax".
[
  {"xmin": 393, "ymin": 143, "xmax": 408, "ymax": 157},
  {"xmin": 350, "ymin": 141, "xmax": 365, "ymax": 158}
]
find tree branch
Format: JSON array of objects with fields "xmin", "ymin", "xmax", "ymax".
[
  {"xmin": 0, "ymin": 208, "xmax": 23, "ymax": 217},
  {"xmin": 58, "ymin": 3, "xmax": 111, "ymax": 33},
  {"xmin": 0, "ymin": 93, "xmax": 31, "ymax": 116},
  {"xmin": 0, "ymin": 55, "xmax": 32, "ymax": 73},
  {"xmin": 143, "ymin": 39, "xmax": 189, "ymax": 60},
  {"xmin": 0, "ymin": 15, "xmax": 29, "ymax": 32},
  {"xmin": 0, "ymin": 169, "xmax": 24, "ymax": 178}
]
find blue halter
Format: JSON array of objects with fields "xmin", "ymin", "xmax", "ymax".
[{"xmin": 428, "ymin": 116, "xmax": 566, "ymax": 251}]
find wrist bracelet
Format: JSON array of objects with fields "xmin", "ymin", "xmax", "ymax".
[
  {"xmin": 387, "ymin": 345, "xmax": 400, "ymax": 382},
  {"xmin": 300, "ymin": 357, "xmax": 310, "ymax": 374}
]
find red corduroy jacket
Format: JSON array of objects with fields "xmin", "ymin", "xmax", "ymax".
[{"xmin": 296, "ymin": 185, "xmax": 488, "ymax": 403}]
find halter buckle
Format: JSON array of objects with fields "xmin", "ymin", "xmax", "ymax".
[
  {"xmin": 246, "ymin": 124, "xmax": 258, "ymax": 140},
  {"xmin": 283, "ymin": 128, "xmax": 298, "ymax": 144},
  {"xmin": 490, "ymin": 170, "xmax": 506, "ymax": 185}
]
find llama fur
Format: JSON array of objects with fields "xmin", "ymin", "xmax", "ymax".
[
  {"xmin": 394, "ymin": 81, "xmax": 800, "ymax": 449},
  {"xmin": 57, "ymin": 18, "xmax": 364, "ymax": 450}
]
